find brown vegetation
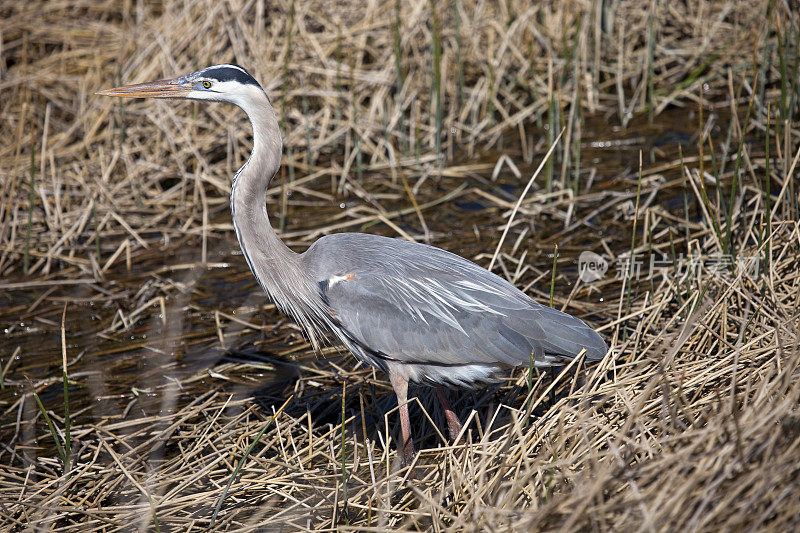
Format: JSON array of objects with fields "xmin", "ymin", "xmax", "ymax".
[{"xmin": 1, "ymin": 0, "xmax": 798, "ymax": 530}]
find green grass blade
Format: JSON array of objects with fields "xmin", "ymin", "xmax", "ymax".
[
  {"xmin": 211, "ymin": 396, "xmax": 293, "ymax": 526},
  {"xmin": 26, "ymin": 377, "xmax": 67, "ymax": 467}
]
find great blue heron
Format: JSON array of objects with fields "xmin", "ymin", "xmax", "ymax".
[{"xmin": 98, "ymin": 64, "xmax": 608, "ymax": 465}]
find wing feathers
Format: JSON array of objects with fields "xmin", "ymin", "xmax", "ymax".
[{"xmin": 306, "ymin": 234, "xmax": 607, "ymax": 374}]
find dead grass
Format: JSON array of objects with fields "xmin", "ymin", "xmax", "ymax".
[{"xmin": 1, "ymin": 0, "xmax": 799, "ymax": 530}]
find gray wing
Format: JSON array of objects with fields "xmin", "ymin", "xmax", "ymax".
[{"xmin": 304, "ymin": 233, "xmax": 607, "ymax": 372}]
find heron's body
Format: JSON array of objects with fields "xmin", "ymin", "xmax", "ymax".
[
  {"xmin": 306, "ymin": 232, "xmax": 606, "ymax": 386},
  {"xmin": 99, "ymin": 64, "xmax": 607, "ymax": 464}
]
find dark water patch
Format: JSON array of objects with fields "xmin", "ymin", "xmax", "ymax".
[{"xmin": 455, "ymin": 200, "xmax": 486, "ymax": 212}]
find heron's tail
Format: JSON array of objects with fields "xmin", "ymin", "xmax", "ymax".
[{"xmin": 531, "ymin": 303, "xmax": 608, "ymax": 362}]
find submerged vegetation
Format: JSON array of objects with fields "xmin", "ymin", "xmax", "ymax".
[{"xmin": 1, "ymin": 0, "xmax": 799, "ymax": 530}]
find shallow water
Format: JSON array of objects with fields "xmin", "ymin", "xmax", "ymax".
[{"xmin": 0, "ymin": 105, "xmax": 733, "ymax": 436}]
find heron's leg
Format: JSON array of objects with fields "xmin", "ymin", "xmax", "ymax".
[
  {"xmin": 389, "ymin": 372, "xmax": 415, "ymax": 466},
  {"xmin": 435, "ymin": 386, "xmax": 462, "ymax": 442}
]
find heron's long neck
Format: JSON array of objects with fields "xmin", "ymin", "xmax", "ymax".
[{"xmin": 230, "ymin": 91, "xmax": 315, "ymax": 322}]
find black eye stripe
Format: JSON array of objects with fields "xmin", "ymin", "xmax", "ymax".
[{"xmin": 200, "ymin": 66, "xmax": 258, "ymax": 86}]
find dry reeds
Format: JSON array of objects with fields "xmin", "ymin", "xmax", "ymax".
[{"xmin": 1, "ymin": 0, "xmax": 799, "ymax": 530}]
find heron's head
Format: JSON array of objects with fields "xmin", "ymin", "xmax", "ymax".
[{"xmin": 96, "ymin": 64, "xmax": 266, "ymax": 106}]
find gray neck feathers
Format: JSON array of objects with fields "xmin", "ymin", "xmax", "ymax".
[{"xmin": 229, "ymin": 89, "xmax": 326, "ymax": 337}]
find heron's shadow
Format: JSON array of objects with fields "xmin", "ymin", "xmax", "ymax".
[{"xmin": 221, "ymin": 347, "xmax": 588, "ymax": 454}]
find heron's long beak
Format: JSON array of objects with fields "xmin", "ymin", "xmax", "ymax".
[{"xmin": 95, "ymin": 78, "xmax": 191, "ymax": 99}]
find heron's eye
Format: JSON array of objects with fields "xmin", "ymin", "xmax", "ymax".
[{"xmin": 202, "ymin": 81, "xmax": 212, "ymax": 89}]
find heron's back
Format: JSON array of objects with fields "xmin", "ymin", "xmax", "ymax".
[{"xmin": 303, "ymin": 233, "xmax": 607, "ymax": 387}]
